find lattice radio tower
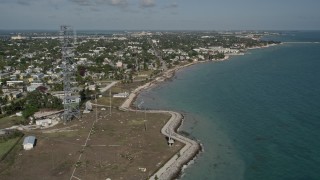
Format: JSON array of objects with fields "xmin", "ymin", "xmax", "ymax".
[{"xmin": 60, "ymin": 25, "xmax": 80, "ymax": 122}]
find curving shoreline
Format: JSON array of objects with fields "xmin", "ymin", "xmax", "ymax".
[
  {"xmin": 119, "ymin": 63, "xmax": 202, "ymax": 180},
  {"xmin": 119, "ymin": 44, "xmax": 278, "ymax": 179}
]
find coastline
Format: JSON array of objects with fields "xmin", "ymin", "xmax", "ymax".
[
  {"xmin": 119, "ymin": 43, "xmax": 278, "ymax": 180},
  {"xmin": 119, "ymin": 62, "xmax": 203, "ymax": 180}
]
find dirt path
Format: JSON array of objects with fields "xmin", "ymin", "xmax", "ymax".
[{"xmin": 119, "ymin": 69, "xmax": 201, "ymax": 180}]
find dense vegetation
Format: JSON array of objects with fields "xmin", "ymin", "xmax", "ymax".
[{"xmin": 22, "ymin": 90, "xmax": 63, "ymax": 119}]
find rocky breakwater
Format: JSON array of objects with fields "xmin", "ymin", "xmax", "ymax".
[
  {"xmin": 120, "ymin": 77, "xmax": 201, "ymax": 180},
  {"xmin": 148, "ymin": 111, "xmax": 201, "ymax": 180}
]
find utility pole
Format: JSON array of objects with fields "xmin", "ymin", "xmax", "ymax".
[
  {"xmin": 138, "ymin": 100, "xmax": 147, "ymax": 131},
  {"xmin": 95, "ymin": 94, "xmax": 98, "ymax": 122},
  {"xmin": 138, "ymin": 99, "xmax": 144, "ymax": 114},
  {"xmin": 144, "ymin": 106, "xmax": 147, "ymax": 131},
  {"xmin": 51, "ymin": 143, "xmax": 54, "ymax": 169},
  {"xmin": 109, "ymin": 88, "xmax": 112, "ymax": 116}
]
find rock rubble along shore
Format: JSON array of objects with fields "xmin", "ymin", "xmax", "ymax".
[{"xmin": 119, "ymin": 66, "xmax": 201, "ymax": 180}]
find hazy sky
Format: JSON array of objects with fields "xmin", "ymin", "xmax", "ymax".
[{"xmin": 1, "ymin": 0, "xmax": 320, "ymax": 30}]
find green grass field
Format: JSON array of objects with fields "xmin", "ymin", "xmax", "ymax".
[{"xmin": 0, "ymin": 137, "xmax": 21, "ymax": 159}]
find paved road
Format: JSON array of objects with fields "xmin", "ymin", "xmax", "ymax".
[{"xmin": 99, "ymin": 81, "xmax": 118, "ymax": 93}]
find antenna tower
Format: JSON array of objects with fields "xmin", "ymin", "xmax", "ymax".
[{"xmin": 60, "ymin": 25, "xmax": 80, "ymax": 122}]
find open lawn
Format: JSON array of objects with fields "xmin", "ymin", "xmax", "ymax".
[
  {"xmin": 0, "ymin": 100, "xmax": 182, "ymax": 180},
  {"xmin": 99, "ymin": 81, "xmax": 146, "ymax": 108},
  {"xmin": 0, "ymin": 137, "xmax": 21, "ymax": 159},
  {"xmin": 97, "ymin": 96, "xmax": 125, "ymax": 108},
  {"xmin": 108, "ymin": 81, "xmax": 146, "ymax": 95},
  {"xmin": 0, "ymin": 116, "xmax": 24, "ymax": 129},
  {"xmin": 0, "ymin": 137, "xmax": 23, "ymax": 175}
]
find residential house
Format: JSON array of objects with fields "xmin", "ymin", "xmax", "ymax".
[
  {"xmin": 32, "ymin": 73, "xmax": 44, "ymax": 80},
  {"xmin": 0, "ymin": 72, "xmax": 11, "ymax": 80},
  {"xmin": 6, "ymin": 81, "xmax": 24, "ymax": 87},
  {"xmin": 116, "ymin": 61, "xmax": 123, "ymax": 68}
]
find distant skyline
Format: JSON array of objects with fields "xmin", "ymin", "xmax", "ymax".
[{"xmin": 1, "ymin": 0, "xmax": 320, "ymax": 30}]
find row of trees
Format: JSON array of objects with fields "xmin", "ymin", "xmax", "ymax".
[
  {"xmin": 0, "ymin": 98, "xmax": 25, "ymax": 116},
  {"xmin": 22, "ymin": 90, "xmax": 63, "ymax": 119},
  {"xmin": 0, "ymin": 89, "xmax": 64, "ymax": 120}
]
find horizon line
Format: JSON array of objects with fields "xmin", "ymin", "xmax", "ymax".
[{"xmin": 1, "ymin": 29, "xmax": 320, "ymax": 31}]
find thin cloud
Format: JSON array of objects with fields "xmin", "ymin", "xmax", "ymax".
[
  {"xmin": 69, "ymin": 0, "xmax": 159, "ymax": 10},
  {"xmin": 69, "ymin": 0, "xmax": 128, "ymax": 8},
  {"xmin": 140, "ymin": 0, "xmax": 156, "ymax": 8},
  {"xmin": 162, "ymin": 2, "xmax": 178, "ymax": 10},
  {"xmin": 106, "ymin": 0, "xmax": 128, "ymax": 7},
  {"xmin": 69, "ymin": 0, "xmax": 92, "ymax": 6},
  {"xmin": 162, "ymin": 2, "xmax": 179, "ymax": 15},
  {"xmin": 17, "ymin": 1, "xmax": 31, "ymax": 6},
  {"xmin": 0, "ymin": 0, "xmax": 38, "ymax": 5},
  {"xmin": 167, "ymin": 2, "xmax": 178, "ymax": 9},
  {"xmin": 48, "ymin": 0, "xmax": 64, "ymax": 10},
  {"xmin": 90, "ymin": 7, "xmax": 100, "ymax": 12}
]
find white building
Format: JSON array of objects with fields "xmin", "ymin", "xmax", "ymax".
[
  {"xmin": 11, "ymin": 35, "xmax": 27, "ymax": 40},
  {"xmin": 36, "ymin": 119, "xmax": 52, "ymax": 127},
  {"xmin": 113, "ymin": 92, "xmax": 129, "ymax": 98},
  {"xmin": 88, "ymin": 85, "xmax": 96, "ymax": 91},
  {"xmin": 27, "ymin": 82, "xmax": 44, "ymax": 92},
  {"xmin": 51, "ymin": 91, "xmax": 65, "ymax": 100},
  {"xmin": 116, "ymin": 61, "xmax": 123, "ymax": 68},
  {"xmin": 0, "ymin": 72, "xmax": 11, "ymax": 80},
  {"xmin": 23, "ymin": 136, "xmax": 36, "ymax": 150},
  {"xmin": 6, "ymin": 81, "xmax": 23, "ymax": 86}
]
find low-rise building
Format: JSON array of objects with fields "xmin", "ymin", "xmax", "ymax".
[
  {"xmin": 23, "ymin": 136, "xmax": 36, "ymax": 150},
  {"xmin": 0, "ymin": 72, "xmax": 11, "ymax": 80},
  {"xmin": 0, "ymin": 129, "xmax": 6, "ymax": 136},
  {"xmin": 2, "ymin": 91, "xmax": 23, "ymax": 101},
  {"xmin": 116, "ymin": 61, "xmax": 123, "ymax": 68},
  {"xmin": 113, "ymin": 92, "xmax": 129, "ymax": 98},
  {"xmin": 27, "ymin": 82, "xmax": 44, "ymax": 92},
  {"xmin": 6, "ymin": 81, "xmax": 24, "ymax": 86},
  {"xmin": 11, "ymin": 35, "xmax": 27, "ymax": 40},
  {"xmin": 36, "ymin": 119, "xmax": 52, "ymax": 127}
]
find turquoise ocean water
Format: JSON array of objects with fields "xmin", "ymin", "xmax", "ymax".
[{"xmin": 137, "ymin": 31, "xmax": 320, "ymax": 180}]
